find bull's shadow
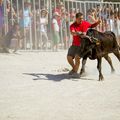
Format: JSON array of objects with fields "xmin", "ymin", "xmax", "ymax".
[{"xmin": 23, "ymin": 73, "xmax": 72, "ymax": 82}]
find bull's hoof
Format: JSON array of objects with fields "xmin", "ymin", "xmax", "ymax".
[
  {"xmin": 2, "ymin": 49, "xmax": 10, "ymax": 53},
  {"xmin": 99, "ymin": 76, "xmax": 104, "ymax": 81},
  {"xmin": 80, "ymin": 72, "xmax": 87, "ymax": 77},
  {"xmin": 111, "ymin": 69, "xmax": 115, "ymax": 73},
  {"xmin": 80, "ymin": 69, "xmax": 87, "ymax": 77},
  {"xmin": 80, "ymin": 69, "xmax": 85, "ymax": 75}
]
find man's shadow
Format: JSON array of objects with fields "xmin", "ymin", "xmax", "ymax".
[
  {"xmin": 23, "ymin": 73, "xmax": 97, "ymax": 82},
  {"xmin": 23, "ymin": 73, "xmax": 72, "ymax": 82}
]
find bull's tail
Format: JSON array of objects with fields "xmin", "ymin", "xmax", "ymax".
[
  {"xmin": 113, "ymin": 48, "xmax": 120, "ymax": 62},
  {"xmin": 116, "ymin": 41, "xmax": 120, "ymax": 51},
  {"xmin": 111, "ymin": 32, "xmax": 120, "ymax": 49},
  {"xmin": 112, "ymin": 30, "xmax": 120, "ymax": 49},
  {"xmin": 106, "ymin": 31, "xmax": 120, "ymax": 61}
]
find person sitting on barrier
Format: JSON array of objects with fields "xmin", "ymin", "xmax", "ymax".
[
  {"xmin": 2, "ymin": 22, "xmax": 21, "ymax": 53},
  {"xmin": 67, "ymin": 12, "xmax": 101, "ymax": 78}
]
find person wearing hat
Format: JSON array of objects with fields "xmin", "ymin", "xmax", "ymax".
[
  {"xmin": 52, "ymin": 12, "xmax": 60, "ymax": 51},
  {"xmin": 24, "ymin": 0, "xmax": 31, "ymax": 6},
  {"xmin": 39, "ymin": 9, "xmax": 48, "ymax": 50},
  {"xmin": 53, "ymin": 1, "xmax": 64, "ymax": 17},
  {"xmin": 40, "ymin": 9, "xmax": 48, "ymax": 20},
  {"xmin": 41, "ymin": 9, "xmax": 48, "ymax": 14}
]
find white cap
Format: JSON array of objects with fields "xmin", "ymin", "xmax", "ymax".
[{"xmin": 53, "ymin": 12, "xmax": 60, "ymax": 16}]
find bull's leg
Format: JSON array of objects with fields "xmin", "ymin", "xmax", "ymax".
[
  {"xmin": 104, "ymin": 54, "xmax": 115, "ymax": 72},
  {"xmin": 80, "ymin": 56, "xmax": 87, "ymax": 76},
  {"xmin": 97, "ymin": 58, "xmax": 104, "ymax": 81},
  {"xmin": 113, "ymin": 49, "xmax": 120, "ymax": 62}
]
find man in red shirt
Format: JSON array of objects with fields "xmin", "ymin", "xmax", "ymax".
[{"xmin": 67, "ymin": 12, "xmax": 100, "ymax": 77}]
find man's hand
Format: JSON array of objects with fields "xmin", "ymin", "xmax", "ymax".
[
  {"xmin": 97, "ymin": 18, "xmax": 101, "ymax": 24},
  {"xmin": 76, "ymin": 31, "xmax": 84, "ymax": 35},
  {"xmin": 91, "ymin": 18, "xmax": 101, "ymax": 28},
  {"xmin": 71, "ymin": 31, "xmax": 85, "ymax": 36}
]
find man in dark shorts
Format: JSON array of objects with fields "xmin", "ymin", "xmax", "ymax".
[{"xmin": 67, "ymin": 12, "xmax": 100, "ymax": 77}]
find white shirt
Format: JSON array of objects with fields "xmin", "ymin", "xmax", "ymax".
[
  {"xmin": 109, "ymin": 19, "xmax": 114, "ymax": 31},
  {"xmin": 52, "ymin": 18, "xmax": 59, "ymax": 32},
  {"xmin": 40, "ymin": 18, "xmax": 47, "ymax": 32},
  {"xmin": 116, "ymin": 19, "xmax": 120, "ymax": 35}
]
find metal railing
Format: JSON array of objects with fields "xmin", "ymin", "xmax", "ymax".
[{"xmin": 1, "ymin": 0, "xmax": 120, "ymax": 50}]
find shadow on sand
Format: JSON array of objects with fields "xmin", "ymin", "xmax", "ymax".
[
  {"xmin": 23, "ymin": 73, "xmax": 97, "ymax": 82},
  {"xmin": 23, "ymin": 73, "xmax": 72, "ymax": 82}
]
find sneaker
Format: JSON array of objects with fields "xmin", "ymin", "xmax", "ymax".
[
  {"xmin": 2, "ymin": 48, "xmax": 10, "ymax": 53},
  {"xmin": 68, "ymin": 70, "xmax": 75, "ymax": 75},
  {"xmin": 71, "ymin": 72, "xmax": 80, "ymax": 78}
]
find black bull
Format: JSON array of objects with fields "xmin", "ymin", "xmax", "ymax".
[{"xmin": 79, "ymin": 28, "xmax": 120, "ymax": 81}]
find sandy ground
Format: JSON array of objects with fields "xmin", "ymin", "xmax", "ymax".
[{"xmin": 0, "ymin": 50, "xmax": 120, "ymax": 120}]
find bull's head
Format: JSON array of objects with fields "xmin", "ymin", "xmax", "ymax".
[
  {"xmin": 79, "ymin": 37, "xmax": 95, "ymax": 58},
  {"xmin": 87, "ymin": 28, "xmax": 101, "ymax": 45},
  {"xmin": 86, "ymin": 28, "xmax": 99, "ymax": 38}
]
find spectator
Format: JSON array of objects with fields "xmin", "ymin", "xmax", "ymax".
[
  {"xmin": 19, "ymin": 1, "xmax": 32, "ymax": 28},
  {"xmin": 87, "ymin": 8, "xmax": 97, "ymax": 24},
  {"xmin": 9, "ymin": 23, "xmax": 21, "ymax": 52},
  {"xmin": 114, "ymin": 13, "xmax": 120, "ymax": 45},
  {"xmin": 70, "ymin": 8, "xmax": 76, "ymax": 24},
  {"xmin": 96, "ymin": 4, "xmax": 101, "ymax": 18},
  {"xmin": 53, "ymin": 2, "xmax": 64, "ymax": 27},
  {"xmin": 52, "ymin": 12, "xmax": 60, "ymax": 51},
  {"xmin": 61, "ymin": 12, "xmax": 68, "ymax": 49},
  {"xmin": 2, "ymin": 22, "xmax": 21, "ymax": 53},
  {"xmin": 0, "ymin": 0, "xmax": 4, "ymax": 37},
  {"xmin": 19, "ymin": 1, "xmax": 32, "ymax": 49},
  {"xmin": 108, "ymin": 13, "xmax": 115, "ymax": 32},
  {"xmin": 53, "ymin": 2, "xmax": 64, "ymax": 16},
  {"xmin": 39, "ymin": 9, "xmax": 48, "ymax": 50},
  {"xmin": 6, "ymin": 1, "xmax": 17, "ymax": 30}
]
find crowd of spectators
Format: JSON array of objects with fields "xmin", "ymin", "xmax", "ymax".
[{"xmin": 0, "ymin": 0, "xmax": 120, "ymax": 52}]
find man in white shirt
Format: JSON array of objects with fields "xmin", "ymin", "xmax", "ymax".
[{"xmin": 52, "ymin": 12, "xmax": 60, "ymax": 51}]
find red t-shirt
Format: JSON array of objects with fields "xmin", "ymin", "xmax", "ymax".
[{"xmin": 70, "ymin": 21, "xmax": 91, "ymax": 46}]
